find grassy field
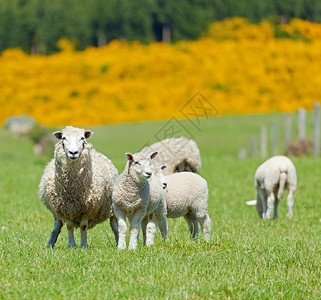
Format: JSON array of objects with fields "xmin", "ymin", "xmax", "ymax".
[{"xmin": 1, "ymin": 112, "xmax": 321, "ymax": 299}]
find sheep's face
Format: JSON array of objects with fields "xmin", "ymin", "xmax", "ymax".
[
  {"xmin": 126, "ymin": 152, "xmax": 158, "ymax": 180},
  {"xmin": 53, "ymin": 127, "xmax": 92, "ymax": 161},
  {"xmin": 152, "ymin": 165, "xmax": 167, "ymax": 189}
]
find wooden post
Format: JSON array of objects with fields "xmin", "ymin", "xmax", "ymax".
[
  {"xmin": 250, "ymin": 136, "xmax": 257, "ymax": 158},
  {"xmin": 271, "ymin": 121, "xmax": 279, "ymax": 156},
  {"xmin": 297, "ymin": 108, "xmax": 306, "ymax": 139},
  {"xmin": 284, "ymin": 114, "xmax": 292, "ymax": 151},
  {"xmin": 238, "ymin": 147, "xmax": 247, "ymax": 160},
  {"xmin": 314, "ymin": 102, "xmax": 320, "ymax": 157},
  {"xmin": 260, "ymin": 126, "xmax": 267, "ymax": 158}
]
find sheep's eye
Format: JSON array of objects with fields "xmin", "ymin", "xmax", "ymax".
[
  {"xmin": 80, "ymin": 137, "xmax": 85, "ymax": 141},
  {"xmin": 62, "ymin": 137, "xmax": 67, "ymax": 141},
  {"xmin": 135, "ymin": 161, "xmax": 140, "ymax": 165}
]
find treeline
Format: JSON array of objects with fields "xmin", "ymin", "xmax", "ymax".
[{"xmin": 0, "ymin": 0, "xmax": 320, "ymax": 54}]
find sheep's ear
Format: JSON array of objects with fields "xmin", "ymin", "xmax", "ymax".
[
  {"xmin": 125, "ymin": 153, "xmax": 134, "ymax": 161},
  {"xmin": 150, "ymin": 151, "xmax": 158, "ymax": 160},
  {"xmin": 84, "ymin": 130, "xmax": 93, "ymax": 139},
  {"xmin": 53, "ymin": 131, "xmax": 63, "ymax": 140},
  {"xmin": 161, "ymin": 165, "xmax": 166, "ymax": 170}
]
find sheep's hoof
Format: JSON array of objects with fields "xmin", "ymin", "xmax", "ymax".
[
  {"xmin": 81, "ymin": 243, "xmax": 88, "ymax": 249},
  {"xmin": 68, "ymin": 243, "xmax": 76, "ymax": 248}
]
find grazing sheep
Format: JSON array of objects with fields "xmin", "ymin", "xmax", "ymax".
[
  {"xmin": 112, "ymin": 151, "xmax": 158, "ymax": 250},
  {"xmin": 164, "ymin": 172, "xmax": 211, "ymax": 241},
  {"xmin": 141, "ymin": 165, "xmax": 168, "ymax": 247},
  {"xmin": 253, "ymin": 155, "xmax": 297, "ymax": 219},
  {"xmin": 39, "ymin": 126, "xmax": 118, "ymax": 248},
  {"xmin": 140, "ymin": 137, "xmax": 201, "ymax": 175}
]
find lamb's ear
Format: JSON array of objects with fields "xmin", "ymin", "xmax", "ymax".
[
  {"xmin": 84, "ymin": 130, "xmax": 93, "ymax": 139},
  {"xmin": 125, "ymin": 153, "xmax": 134, "ymax": 161},
  {"xmin": 161, "ymin": 165, "xmax": 166, "ymax": 170},
  {"xmin": 53, "ymin": 131, "xmax": 63, "ymax": 140},
  {"xmin": 150, "ymin": 151, "xmax": 158, "ymax": 160}
]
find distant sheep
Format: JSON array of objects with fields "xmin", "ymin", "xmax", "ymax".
[
  {"xmin": 140, "ymin": 137, "xmax": 201, "ymax": 175},
  {"xmin": 141, "ymin": 165, "xmax": 168, "ymax": 247},
  {"xmin": 164, "ymin": 172, "xmax": 211, "ymax": 241},
  {"xmin": 112, "ymin": 151, "xmax": 158, "ymax": 250},
  {"xmin": 252, "ymin": 155, "xmax": 297, "ymax": 219},
  {"xmin": 39, "ymin": 126, "xmax": 118, "ymax": 248}
]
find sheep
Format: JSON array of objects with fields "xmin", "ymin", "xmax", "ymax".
[
  {"xmin": 39, "ymin": 126, "xmax": 118, "ymax": 248},
  {"xmin": 252, "ymin": 155, "xmax": 297, "ymax": 219},
  {"xmin": 112, "ymin": 151, "xmax": 158, "ymax": 250},
  {"xmin": 140, "ymin": 137, "xmax": 201, "ymax": 175},
  {"xmin": 163, "ymin": 172, "xmax": 211, "ymax": 241},
  {"xmin": 141, "ymin": 165, "xmax": 168, "ymax": 247}
]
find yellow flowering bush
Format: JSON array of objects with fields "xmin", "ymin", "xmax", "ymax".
[{"xmin": 1, "ymin": 18, "xmax": 321, "ymax": 126}]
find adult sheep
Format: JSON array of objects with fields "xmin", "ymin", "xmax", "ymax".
[
  {"xmin": 140, "ymin": 137, "xmax": 201, "ymax": 175},
  {"xmin": 39, "ymin": 126, "xmax": 118, "ymax": 248},
  {"xmin": 250, "ymin": 155, "xmax": 297, "ymax": 219}
]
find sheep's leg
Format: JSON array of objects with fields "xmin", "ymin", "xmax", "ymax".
[
  {"xmin": 146, "ymin": 214, "xmax": 157, "ymax": 247},
  {"xmin": 80, "ymin": 220, "xmax": 88, "ymax": 248},
  {"xmin": 184, "ymin": 212, "xmax": 199, "ymax": 239},
  {"xmin": 197, "ymin": 213, "xmax": 211, "ymax": 242},
  {"xmin": 116, "ymin": 212, "xmax": 127, "ymax": 250},
  {"xmin": 47, "ymin": 219, "xmax": 63, "ymax": 248},
  {"xmin": 154, "ymin": 199, "xmax": 168, "ymax": 240},
  {"xmin": 265, "ymin": 192, "xmax": 275, "ymax": 219},
  {"xmin": 110, "ymin": 216, "xmax": 119, "ymax": 246},
  {"xmin": 273, "ymin": 197, "xmax": 280, "ymax": 219},
  {"xmin": 66, "ymin": 222, "xmax": 76, "ymax": 248},
  {"xmin": 256, "ymin": 190, "xmax": 263, "ymax": 219},
  {"xmin": 141, "ymin": 216, "xmax": 148, "ymax": 245},
  {"xmin": 128, "ymin": 214, "xmax": 143, "ymax": 250},
  {"xmin": 287, "ymin": 189, "xmax": 294, "ymax": 219}
]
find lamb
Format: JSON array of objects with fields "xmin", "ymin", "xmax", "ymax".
[
  {"xmin": 163, "ymin": 172, "xmax": 211, "ymax": 241},
  {"xmin": 140, "ymin": 137, "xmax": 201, "ymax": 175},
  {"xmin": 141, "ymin": 165, "xmax": 168, "ymax": 247},
  {"xmin": 112, "ymin": 151, "xmax": 158, "ymax": 250},
  {"xmin": 39, "ymin": 126, "xmax": 118, "ymax": 248},
  {"xmin": 250, "ymin": 155, "xmax": 297, "ymax": 219}
]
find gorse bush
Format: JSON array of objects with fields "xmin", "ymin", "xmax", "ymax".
[{"xmin": 1, "ymin": 18, "xmax": 321, "ymax": 127}]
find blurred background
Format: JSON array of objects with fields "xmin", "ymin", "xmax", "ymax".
[{"xmin": 1, "ymin": 0, "xmax": 321, "ymax": 129}]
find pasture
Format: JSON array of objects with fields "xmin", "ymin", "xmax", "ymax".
[{"xmin": 1, "ymin": 112, "xmax": 321, "ymax": 299}]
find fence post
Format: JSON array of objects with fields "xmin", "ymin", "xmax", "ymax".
[
  {"xmin": 260, "ymin": 126, "xmax": 267, "ymax": 158},
  {"xmin": 250, "ymin": 136, "xmax": 257, "ymax": 158},
  {"xmin": 271, "ymin": 121, "xmax": 279, "ymax": 156},
  {"xmin": 314, "ymin": 102, "xmax": 320, "ymax": 157},
  {"xmin": 238, "ymin": 147, "xmax": 247, "ymax": 160},
  {"xmin": 284, "ymin": 114, "xmax": 292, "ymax": 151},
  {"xmin": 297, "ymin": 108, "xmax": 306, "ymax": 139}
]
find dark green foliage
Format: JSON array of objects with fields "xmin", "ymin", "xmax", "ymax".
[{"xmin": 0, "ymin": 0, "xmax": 320, "ymax": 54}]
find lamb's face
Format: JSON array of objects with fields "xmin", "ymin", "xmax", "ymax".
[
  {"xmin": 126, "ymin": 152, "xmax": 158, "ymax": 180},
  {"xmin": 53, "ymin": 126, "xmax": 92, "ymax": 161},
  {"xmin": 152, "ymin": 165, "xmax": 167, "ymax": 189}
]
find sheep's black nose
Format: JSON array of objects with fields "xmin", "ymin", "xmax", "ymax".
[
  {"xmin": 163, "ymin": 183, "xmax": 167, "ymax": 189},
  {"xmin": 69, "ymin": 151, "xmax": 79, "ymax": 156},
  {"xmin": 146, "ymin": 172, "xmax": 152, "ymax": 177}
]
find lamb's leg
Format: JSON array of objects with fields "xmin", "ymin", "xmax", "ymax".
[
  {"xmin": 141, "ymin": 216, "xmax": 148, "ymax": 245},
  {"xmin": 265, "ymin": 192, "xmax": 275, "ymax": 219},
  {"xmin": 128, "ymin": 214, "xmax": 143, "ymax": 250},
  {"xmin": 47, "ymin": 219, "xmax": 63, "ymax": 248},
  {"xmin": 110, "ymin": 216, "xmax": 119, "ymax": 246},
  {"xmin": 116, "ymin": 211, "xmax": 127, "ymax": 250},
  {"xmin": 146, "ymin": 214, "xmax": 157, "ymax": 247},
  {"xmin": 184, "ymin": 212, "xmax": 199, "ymax": 239},
  {"xmin": 287, "ymin": 189, "xmax": 294, "ymax": 219},
  {"xmin": 273, "ymin": 197, "xmax": 280, "ymax": 219},
  {"xmin": 154, "ymin": 199, "xmax": 168, "ymax": 240},
  {"xmin": 197, "ymin": 213, "xmax": 211, "ymax": 242},
  {"xmin": 256, "ymin": 190, "xmax": 263, "ymax": 218},
  {"xmin": 80, "ymin": 220, "xmax": 88, "ymax": 248},
  {"xmin": 66, "ymin": 222, "xmax": 76, "ymax": 248}
]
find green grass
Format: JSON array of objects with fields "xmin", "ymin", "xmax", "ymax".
[{"xmin": 1, "ymin": 112, "xmax": 321, "ymax": 299}]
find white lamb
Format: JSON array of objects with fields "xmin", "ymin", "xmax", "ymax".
[
  {"xmin": 39, "ymin": 126, "xmax": 118, "ymax": 248},
  {"xmin": 140, "ymin": 137, "xmax": 201, "ymax": 175},
  {"xmin": 164, "ymin": 172, "xmax": 211, "ymax": 241},
  {"xmin": 112, "ymin": 151, "xmax": 158, "ymax": 250},
  {"xmin": 252, "ymin": 155, "xmax": 297, "ymax": 219},
  {"xmin": 141, "ymin": 165, "xmax": 168, "ymax": 247}
]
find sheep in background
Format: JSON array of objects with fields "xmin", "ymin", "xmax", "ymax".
[
  {"xmin": 140, "ymin": 137, "xmax": 201, "ymax": 175},
  {"xmin": 39, "ymin": 126, "xmax": 118, "ymax": 248},
  {"xmin": 141, "ymin": 165, "xmax": 168, "ymax": 247},
  {"xmin": 251, "ymin": 155, "xmax": 297, "ymax": 219},
  {"xmin": 164, "ymin": 172, "xmax": 211, "ymax": 241},
  {"xmin": 112, "ymin": 151, "xmax": 158, "ymax": 250}
]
